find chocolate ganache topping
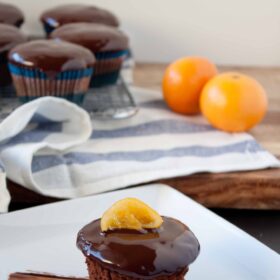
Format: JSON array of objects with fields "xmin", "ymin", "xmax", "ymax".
[
  {"xmin": 0, "ymin": 2, "xmax": 24, "ymax": 27},
  {"xmin": 0, "ymin": 24, "xmax": 27, "ymax": 53},
  {"xmin": 77, "ymin": 217, "xmax": 200, "ymax": 279},
  {"xmin": 8, "ymin": 40, "xmax": 96, "ymax": 77},
  {"xmin": 41, "ymin": 4, "xmax": 119, "ymax": 29},
  {"xmin": 50, "ymin": 23, "xmax": 129, "ymax": 53}
]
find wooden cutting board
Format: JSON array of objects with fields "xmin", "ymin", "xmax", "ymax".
[
  {"xmin": 134, "ymin": 64, "xmax": 280, "ymax": 209},
  {"xmin": 7, "ymin": 64, "xmax": 280, "ymax": 210}
]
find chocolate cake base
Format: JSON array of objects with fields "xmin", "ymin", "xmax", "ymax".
[{"xmin": 86, "ymin": 258, "xmax": 188, "ymax": 280}]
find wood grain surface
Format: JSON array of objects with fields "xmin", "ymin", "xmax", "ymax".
[
  {"xmin": 7, "ymin": 64, "xmax": 280, "ymax": 210},
  {"xmin": 134, "ymin": 64, "xmax": 280, "ymax": 209},
  {"xmin": 134, "ymin": 64, "xmax": 280, "ymax": 156}
]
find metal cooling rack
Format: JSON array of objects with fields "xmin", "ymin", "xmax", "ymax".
[
  {"xmin": 0, "ymin": 76, "xmax": 138, "ymax": 122},
  {"xmin": 83, "ymin": 76, "xmax": 138, "ymax": 119}
]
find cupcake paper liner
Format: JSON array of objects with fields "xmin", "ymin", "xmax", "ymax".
[
  {"xmin": 90, "ymin": 49, "xmax": 128, "ymax": 87},
  {"xmin": 0, "ymin": 51, "xmax": 13, "ymax": 88},
  {"xmin": 8, "ymin": 63, "xmax": 93, "ymax": 104},
  {"xmin": 0, "ymin": 62, "xmax": 13, "ymax": 88},
  {"xmin": 90, "ymin": 70, "xmax": 121, "ymax": 88},
  {"xmin": 15, "ymin": 19, "xmax": 24, "ymax": 28},
  {"xmin": 43, "ymin": 22, "xmax": 56, "ymax": 36},
  {"xmin": 0, "ymin": 51, "xmax": 8, "ymax": 64}
]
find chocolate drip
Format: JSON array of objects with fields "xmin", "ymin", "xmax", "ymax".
[
  {"xmin": 8, "ymin": 40, "xmax": 96, "ymax": 78},
  {"xmin": 0, "ymin": 2, "xmax": 24, "ymax": 27},
  {"xmin": 41, "ymin": 4, "xmax": 119, "ymax": 29},
  {"xmin": 50, "ymin": 23, "xmax": 128, "ymax": 52},
  {"xmin": 77, "ymin": 217, "xmax": 200, "ymax": 279},
  {"xmin": 0, "ymin": 24, "xmax": 26, "ymax": 86}
]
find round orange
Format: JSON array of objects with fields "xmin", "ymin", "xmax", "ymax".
[
  {"xmin": 162, "ymin": 57, "xmax": 217, "ymax": 115},
  {"xmin": 200, "ymin": 72, "xmax": 268, "ymax": 132}
]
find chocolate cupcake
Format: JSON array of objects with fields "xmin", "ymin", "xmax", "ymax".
[
  {"xmin": 40, "ymin": 4, "xmax": 119, "ymax": 35},
  {"xmin": 77, "ymin": 198, "xmax": 200, "ymax": 280},
  {"xmin": 0, "ymin": 2, "xmax": 24, "ymax": 28},
  {"xmin": 51, "ymin": 23, "xmax": 129, "ymax": 87},
  {"xmin": 0, "ymin": 24, "xmax": 27, "ymax": 88},
  {"xmin": 8, "ymin": 40, "xmax": 95, "ymax": 104}
]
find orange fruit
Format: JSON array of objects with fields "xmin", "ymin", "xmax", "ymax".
[
  {"xmin": 162, "ymin": 57, "xmax": 218, "ymax": 115},
  {"xmin": 200, "ymin": 72, "xmax": 268, "ymax": 132},
  {"xmin": 101, "ymin": 198, "xmax": 163, "ymax": 232}
]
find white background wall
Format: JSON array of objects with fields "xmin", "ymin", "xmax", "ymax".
[{"xmin": 8, "ymin": 0, "xmax": 280, "ymax": 66}]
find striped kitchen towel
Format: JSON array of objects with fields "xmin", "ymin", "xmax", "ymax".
[{"xmin": 0, "ymin": 88, "xmax": 279, "ymax": 212}]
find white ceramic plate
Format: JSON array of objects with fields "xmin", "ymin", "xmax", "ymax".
[{"xmin": 0, "ymin": 184, "xmax": 279, "ymax": 280}]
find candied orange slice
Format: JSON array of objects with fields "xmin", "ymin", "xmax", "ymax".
[{"xmin": 101, "ymin": 198, "xmax": 163, "ymax": 232}]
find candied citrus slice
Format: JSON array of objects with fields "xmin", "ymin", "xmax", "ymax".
[{"xmin": 101, "ymin": 198, "xmax": 163, "ymax": 232}]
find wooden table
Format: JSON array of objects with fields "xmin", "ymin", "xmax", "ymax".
[
  {"xmin": 6, "ymin": 64, "xmax": 280, "ymax": 280},
  {"xmin": 7, "ymin": 64, "xmax": 280, "ymax": 210},
  {"xmin": 134, "ymin": 64, "xmax": 280, "ymax": 209}
]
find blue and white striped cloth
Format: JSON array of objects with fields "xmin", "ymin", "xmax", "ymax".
[{"xmin": 0, "ymin": 87, "xmax": 279, "ymax": 212}]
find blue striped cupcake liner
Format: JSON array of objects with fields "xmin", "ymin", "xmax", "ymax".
[
  {"xmin": 95, "ymin": 50, "xmax": 129, "ymax": 60},
  {"xmin": 0, "ymin": 54, "xmax": 14, "ymax": 89},
  {"xmin": 43, "ymin": 23, "xmax": 56, "ymax": 36},
  {"xmin": 90, "ymin": 70, "xmax": 121, "ymax": 88},
  {"xmin": 8, "ymin": 63, "xmax": 93, "ymax": 104},
  {"xmin": 90, "ymin": 49, "xmax": 128, "ymax": 88},
  {"xmin": 0, "ymin": 51, "xmax": 8, "ymax": 64},
  {"xmin": 15, "ymin": 20, "xmax": 24, "ymax": 28}
]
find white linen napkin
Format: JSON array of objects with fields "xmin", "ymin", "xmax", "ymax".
[{"xmin": 0, "ymin": 87, "xmax": 279, "ymax": 212}]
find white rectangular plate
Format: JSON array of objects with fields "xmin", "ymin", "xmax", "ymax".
[{"xmin": 0, "ymin": 184, "xmax": 279, "ymax": 280}]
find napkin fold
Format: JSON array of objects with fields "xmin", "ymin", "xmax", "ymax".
[
  {"xmin": 0, "ymin": 88, "xmax": 279, "ymax": 212},
  {"xmin": 0, "ymin": 97, "xmax": 92, "ymax": 211}
]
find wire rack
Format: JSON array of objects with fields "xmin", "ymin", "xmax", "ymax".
[
  {"xmin": 1, "ymin": 35, "xmax": 137, "ymax": 120},
  {"xmin": 83, "ymin": 76, "xmax": 138, "ymax": 119},
  {"xmin": 0, "ymin": 77, "xmax": 138, "ymax": 122}
]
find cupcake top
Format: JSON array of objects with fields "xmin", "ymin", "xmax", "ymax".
[
  {"xmin": 77, "ymin": 198, "xmax": 200, "ymax": 279},
  {"xmin": 0, "ymin": 2, "xmax": 24, "ymax": 27},
  {"xmin": 0, "ymin": 23, "xmax": 27, "ymax": 53},
  {"xmin": 8, "ymin": 40, "xmax": 96, "ymax": 76},
  {"xmin": 40, "ymin": 4, "xmax": 119, "ymax": 29},
  {"xmin": 50, "ymin": 23, "xmax": 129, "ymax": 52}
]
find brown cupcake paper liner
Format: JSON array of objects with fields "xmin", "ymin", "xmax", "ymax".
[
  {"xmin": 93, "ymin": 57, "xmax": 125, "ymax": 76},
  {"xmin": 11, "ymin": 75, "xmax": 91, "ymax": 98}
]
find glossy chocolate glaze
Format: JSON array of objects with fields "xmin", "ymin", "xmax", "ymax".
[
  {"xmin": 0, "ymin": 2, "xmax": 24, "ymax": 27},
  {"xmin": 8, "ymin": 40, "xmax": 96, "ymax": 77},
  {"xmin": 0, "ymin": 23, "xmax": 27, "ymax": 53},
  {"xmin": 50, "ymin": 23, "xmax": 128, "ymax": 52},
  {"xmin": 0, "ymin": 24, "xmax": 26, "ymax": 86},
  {"xmin": 40, "ymin": 4, "xmax": 119, "ymax": 29},
  {"xmin": 77, "ymin": 217, "xmax": 200, "ymax": 279}
]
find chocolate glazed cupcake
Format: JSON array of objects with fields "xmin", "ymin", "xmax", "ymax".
[
  {"xmin": 40, "ymin": 4, "xmax": 119, "ymax": 35},
  {"xmin": 51, "ymin": 23, "xmax": 129, "ymax": 87},
  {"xmin": 8, "ymin": 40, "xmax": 95, "ymax": 104},
  {"xmin": 0, "ymin": 2, "xmax": 24, "ymax": 28},
  {"xmin": 0, "ymin": 24, "xmax": 27, "ymax": 88},
  {"xmin": 77, "ymin": 198, "xmax": 200, "ymax": 280}
]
